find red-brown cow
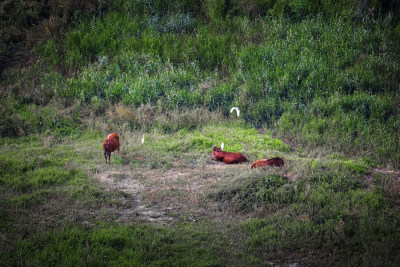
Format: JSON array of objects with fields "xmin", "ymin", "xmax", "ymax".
[
  {"xmin": 251, "ymin": 157, "xmax": 285, "ymax": 169},
  {"xmin": 103, "ymin": 133, "xmax": 120, "ymax": 164},
  {"xmin": 212, "ymin": 147, "xmax": 248, "ymax": 164}
]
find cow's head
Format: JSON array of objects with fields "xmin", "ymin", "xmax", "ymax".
[
  {"xmin": 212, "ymin": 147, "xmax": 222, "ymax": 155},
  {"xmin": 104, "ymin": 140, "xmax": 111, "ymax": 163}
]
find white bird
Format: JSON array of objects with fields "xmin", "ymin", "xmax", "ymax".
[
  {"xmin": 230, "ymin": 107, "xmax": 240, "ymax": 117},
  {"xmin": 141, "ymin": 134, "xmax": 144, "ymax": 144},
  {"xmin": 221, "ymin": 142, "xmax": 224, "ymax": 150}
]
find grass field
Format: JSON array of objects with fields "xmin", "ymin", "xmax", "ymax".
[
  {"xmin": 1, "ymin": 120, "xmax": 399, "ymax": 266},
  {"xmin": 1, "ymin": 0, "xmax": 400, "ymax": 265}
]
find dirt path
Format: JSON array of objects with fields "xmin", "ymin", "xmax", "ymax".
[
  {"xmin": 94, "ymin": 158, "xmax": 259, "ymax": 225},
  {"xmin": 95, "ymin": 166, "xmax": 175, "ymax": 225},
  {"xmin": 371, "ymin": 168, "xmax": 400, "ymax": 176},
  {"xmin": 370, "ymin": 168, "xmax": 400, "ymax": 196}
]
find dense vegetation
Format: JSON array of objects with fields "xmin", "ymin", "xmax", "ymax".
[
  {"xmin": 1, "ymin": 0, "xmax": 400, "ymax": 266},
  {"xmin": 2, "ymin": 0, "xmax": 400, "ymax": 167}
]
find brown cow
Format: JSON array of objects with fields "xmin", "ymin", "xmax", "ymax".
[
  {"xmin": 251, "ymin": 157, "xmax": 285, "ymax": 169},
  {"xmin": 212, "ymin": 147, "xmax": 248, "ymax": 164},
  {"xmin": 103, "ymin": 133, "xmax": 120, "ymax": 164}
]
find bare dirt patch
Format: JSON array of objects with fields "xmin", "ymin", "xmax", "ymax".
[
  {"xmin": 95, "ymin": 166, "xmax": 175, "ymax": 225},
  {"xmin": 94, "ymin": 159, "xmax": 262, "ymax": 224},
  {"xmin": 371, "ymin": 168, "xmax": 400, "ymax": 176},
  {"xmin": 359, "ymin": 168, "xmax": 400, "ymax": 198}
]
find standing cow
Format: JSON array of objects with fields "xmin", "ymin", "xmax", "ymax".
[
  {"xmin": 212, "ymin": 147, "xmax": 248, "ymax": 164},
  {"xmin": 103, "ymin": 133, "xmax": 120, "ymax": 164}
]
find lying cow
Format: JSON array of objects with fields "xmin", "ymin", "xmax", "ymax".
[
  {"xmin": 212, "ymin": 147, "xmax": 248, "ymax": 164},
  {"xmin": 103, "ymin": 132, "xmax": 120, "ymax": 164},
  {"xmin": 251, "ymin": 157, "xmax": 285, "ymax": 169}
]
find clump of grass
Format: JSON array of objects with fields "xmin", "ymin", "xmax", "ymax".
[
  {"xmin": 155, "ymin": 107, "xmax": 222, "ymax": 133},
  {"xmin": 209, "ymin": 173, "xmax": 290, "ymax": 212},
  {"xmin": 8, "ymin": 189, "xmax": 54, "ymax": 208}
]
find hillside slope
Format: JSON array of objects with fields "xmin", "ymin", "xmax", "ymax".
[{"xmin": 1, "ymin": 0, "xmax": 399, "ymax": 168}]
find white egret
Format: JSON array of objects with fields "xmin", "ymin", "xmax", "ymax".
[{"xmin": 230, "ymin": 107, "xmax": 240, "ymax": 117}]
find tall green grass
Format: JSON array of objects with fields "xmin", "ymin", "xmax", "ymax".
[
  {"xmin": 2, "ymin": 0, "xmax": 399, "ymax": 166},
  {"xmin": 37, "ymin": 14, "xmax": 398, "ymax": 107},
  {"xmin": 278, "ymin": 92, "xmax": 400, "ymax": 167}
]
